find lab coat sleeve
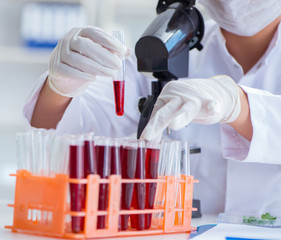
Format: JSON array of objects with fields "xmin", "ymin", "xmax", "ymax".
[
  {"xmin": 221, "ymin": 85, "xmax": 281, "ymax": 165},
  {"xmin": 23, "ymin": 56, "xmax": 152, "ymax": 137}
]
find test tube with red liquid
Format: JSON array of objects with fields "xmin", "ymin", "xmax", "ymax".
[
  {"xmin": 145, "ymin": 142, "xmax": 160, "ymax": 229},
  {"xmin": 120, "ymin": 139, "xmax": 137, "ymax": 230},
  {"xmin": 110, "ymin": 138, "xmax": 121, "ymax": 175},
  {"xmin": 95, "ymin": 136, "xmax": 111, "ymax": 229},
  {"xmin": 83, "ymin": 133, "xmax": 97, "ymax": 207},
  {"xmin": 109, "ymin": 138, "xmax": 122, "ymax": 230},
  {"xmin": 83, "ymin": 133, "xmax": 97, "ymax": 177},
  {"xmin": 69, "ymin": 135, "xmax": 85, "ymax": 233},
  {"xmin": 131, "ymin": 140, "xmax": 146, "ymax": 230},
  {"xmin": 112, "ymin": 30, "xmax": 125, "ymax": 116}
]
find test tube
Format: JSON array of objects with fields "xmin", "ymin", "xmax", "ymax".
[
  {"xmin": 16, "ymin": 132, "xmax": 31, "ymax": 170},
  {"xmin": 30, "ymin": 129, "xmax": 44, "ymax": 175},
  {"xmin": 180, "ymin": 141, "xmax": 190, "ymax": 176},
  {"xmin": 83, "ymin": 133, "xmax": 97, "ymax": 213},
  {"xmin": 171, "ymin": 141, "xmax": 182, "ymax": 225},
  {"xmin": 112, "ymin": 30, "xmax": 125, "ymax": 116},
  {"xmin": 50, "ymin": 135, "xmax": 69, "ymax": 176},
  {"xmin": 29, "ymin": 129, "xmax": 54, "ymax": 176},
  {"xmin": 153, "ymin": 140, "xmax": 182, "ymax": 226},
  {"xmin": 41, "ymin": 130, "xmax": 53, "ymax": 176},
  {"xmin": 110, "ymin": 138, "xmax": 122, "ymax": 230},
  {"xmin": 120, "ymin": 139, "xmax": 137, "ymax": 230},
  {"xmin": 83, "ymin": 133, "xmax": 97, "ymax": 177},
  {"xmin": 152, "ymin": 139, "xmax": 172, "ymax": 225},
  {"xmin": 175, "ymin": 141, "xmax": 191, "ymax": 225},
  {"xmin": 95, "ymin": 136, "xmax": 111, "ymax": 229},
  {"xmin": 144, "ymin": 141, "xmax": 161, "ymax": 229},
  {"xmin": 131, "ymin": 140, "xmax": 146, "ymax": 230},
  {"xmin": 68, "ymin": 135, "xmax": 85, "ymax": 233},
  {"xmin": 110, "ymin": 138, "xmax": 121, "ymax": 175}
]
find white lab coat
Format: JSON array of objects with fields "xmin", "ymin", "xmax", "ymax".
[{"xmin": 24, "ymin": 20, "xmax": 281, "ymax": 216}]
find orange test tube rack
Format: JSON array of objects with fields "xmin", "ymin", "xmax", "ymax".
[{"xmin": 6, "ymin": 169, "xmax": 198, "ymax": 239}]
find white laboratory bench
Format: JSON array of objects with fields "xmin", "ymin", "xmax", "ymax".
[{"xmin": 0, "ymin": 201, "xmax": 217, "ymax": 240}]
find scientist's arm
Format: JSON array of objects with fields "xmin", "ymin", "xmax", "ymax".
[
  {"xmin": 141, "ymin": 17, "xmax": 281, "ymax": 142},
  {"xmin": 30, "ymin": 27, "xmax": 129, "ymax": 129},
  {"xmin": 31, "ymin": 79, "xmax": 71, "ymax": 129},
  {"xmin": 141, "ymin": 76, "xmax": 252, "ymax": 142},
  {"xmin": 217, "ymin": 17, "xmax": 281, "ymax": 141},
  {"xmin": 228, "ymin": 87, "xmax": 252, "ymax": 140}
]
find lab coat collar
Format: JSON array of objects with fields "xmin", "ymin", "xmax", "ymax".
[
  {"xmin": 242, "ymin": 21, "xmax": 281, "ymax": 70},
  {"xmin": 263, "ymin": 20, "xmax": 281, "ymax": 65},
  {"xmin": 215, "ymin": 20, "xmax": 281, "ymax": 75},
  {"xmin": 216, "ymin": 26, "xmax": 244, "ymax": 77}
]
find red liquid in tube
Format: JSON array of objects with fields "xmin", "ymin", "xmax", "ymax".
[
  {"xmin": 84, "ymin": 140, "xmax": 97, "ymax": 176},
  {"xmin": 110, "ymin": 145, "xmax": 121, "ymax": 175},
  {"xmin": 120, "ymin": 147, "xmax": 137, "ymax": 230},
  {"xmin": 131, "ymin": 147, "xmax": 146, "ymax": 230},
  {"xmin": 96, "ymin": 145, "xmax": 111, "ymax": 229},
  {"xmin": 113, "ymin": 80, "xmax": 125, "ymax": 116},
  {"xmin": 84, "ymin": 140, "xmax": 97, "ymax": 210},
  {"xmin": 145, "ymin": 148, "xmax": 160, "ymax": 229},
  {"xmin": 110, "ymin": 145, "xmax": 122, "ymax": 230},
  {"xmin": 69, "ymin": 144, "xmax": 85, "ymax": 233}
]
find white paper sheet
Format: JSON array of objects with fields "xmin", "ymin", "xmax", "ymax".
[{"xmin": 191, "ymin": 223, "xmax": 281, "ymax": 240}]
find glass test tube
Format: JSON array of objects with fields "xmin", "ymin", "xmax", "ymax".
[
  {"xmin": 29, "ymin": 129, "xmax": 55, "ymax": 176},
  {"xmin": 30, "ymin": 129, "xmax": 44, "ymax": 175},
  {"xmin": 180, "ymin": 141, "xmax": 190, "ymax": 176},
  {"xmin": 95, "ymin": 136, "xmax": 111, "ymax": 229},
  {"xmin": 152, "ymin": 140, "xmax": 182, "ymax": 226},
  {"xmin": 83, "ymin": 133, "xmax": 97, "ymax": 177},
  {"xmin": 110, "ymin": 138, "xmax": 122, "ymax": 176},
  {"xmin": 50, "ymin": 135, "xmax": 69, "ymax": 176},
  {"xmin": 171, "ymin": 141, "xmax": 182, "ymax": 225},
  {"xmin": 175, "ymin": 141, "xmax": 191, "ymax": 225},
  {"xmin": 120, "ymin": 139, "xmax": 137, "ymax": 230},
  {"xmin": 68, "ymin": 135, "xmax": 85, "ymax": 233},
  {"xmin": 112, "ymin": 30, "xmax": 125, "ymax": 116},
  {"xmin": 16, "ymin": 132, "xmax": 31, "ymax": 171},
  {"xmin": 131, "ymin": 140, "xmax": 146, "ymax": 230},
  {"xmin": 41, "ymin": 130, "xmax": 52, "ymax": 176},
  {"xmin": 145, "ymin": 141, "xmax": 161, "ymax": 229},
  {"xmin": 110, "ymin": 138, "xmax": 122, "ymax": 230},
  {"xmin": 152, "ymin": 139, "xmax": 172, "ymax": 225},
  {"xmin": 83, "ymin": 133, "xmax": 97, "ymax": 213}
]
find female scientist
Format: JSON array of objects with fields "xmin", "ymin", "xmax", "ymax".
[{"xmin": 24, "ymin": 0, "xmax": 281, "ymax": 216}]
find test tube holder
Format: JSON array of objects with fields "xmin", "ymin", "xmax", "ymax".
[{"xmin": 6, "ymin": 169, "xmax": 198, "ymax": 239}]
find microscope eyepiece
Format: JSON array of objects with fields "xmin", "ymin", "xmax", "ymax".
[
  {"xmin": 157, "ymin": 0, "xmax": 196, "ymax": 14},
  {"xmin": 135, "ymin": 1, "xmax": 204, "ymax": 79}
]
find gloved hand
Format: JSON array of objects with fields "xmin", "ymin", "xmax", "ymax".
[
  {"xmin": 48, "ymin": 26, "xmax": 130, "ymax": 97},
  {"xmin": 141, "ymin": 75, "xmax": 241, "ymax": 141}
]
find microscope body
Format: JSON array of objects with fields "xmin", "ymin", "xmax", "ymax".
[
  {"xmin": 135, "ymin": 1, "xmax": 204, "ymax": 218},
  {"xmin": 135, "ymin": 0, "xmax": 204, "ymax": 138}
]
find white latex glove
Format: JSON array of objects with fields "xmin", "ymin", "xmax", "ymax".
[
  {"xmin": 141, "ymin": 75, "xmax": 241, "ymax": 141},
  {"xmin": 48, "ymin": 26, "xmax": 129, "ymax": 97}
]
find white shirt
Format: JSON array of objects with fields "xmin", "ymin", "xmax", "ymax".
[{"xmin": 24, "ymin": 20, "xmax": 281, "ymax": 216}]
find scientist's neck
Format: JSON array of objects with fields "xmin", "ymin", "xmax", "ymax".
[{"xmin": 221, "ymin": 16, "xmax": 281, "ymax": 74}]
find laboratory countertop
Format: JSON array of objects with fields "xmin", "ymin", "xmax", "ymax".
[
  {"xmin": 0, "ymin": 201, "xmax": 217, "ymax": 240},
  {"xmin": 2, "ymin": 203, "xmax": 281, "ymax": 240}
]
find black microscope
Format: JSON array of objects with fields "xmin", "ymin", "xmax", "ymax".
[{"xmin": 135, "ymin": 0, "xmax": 204, "ymax": 218}]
